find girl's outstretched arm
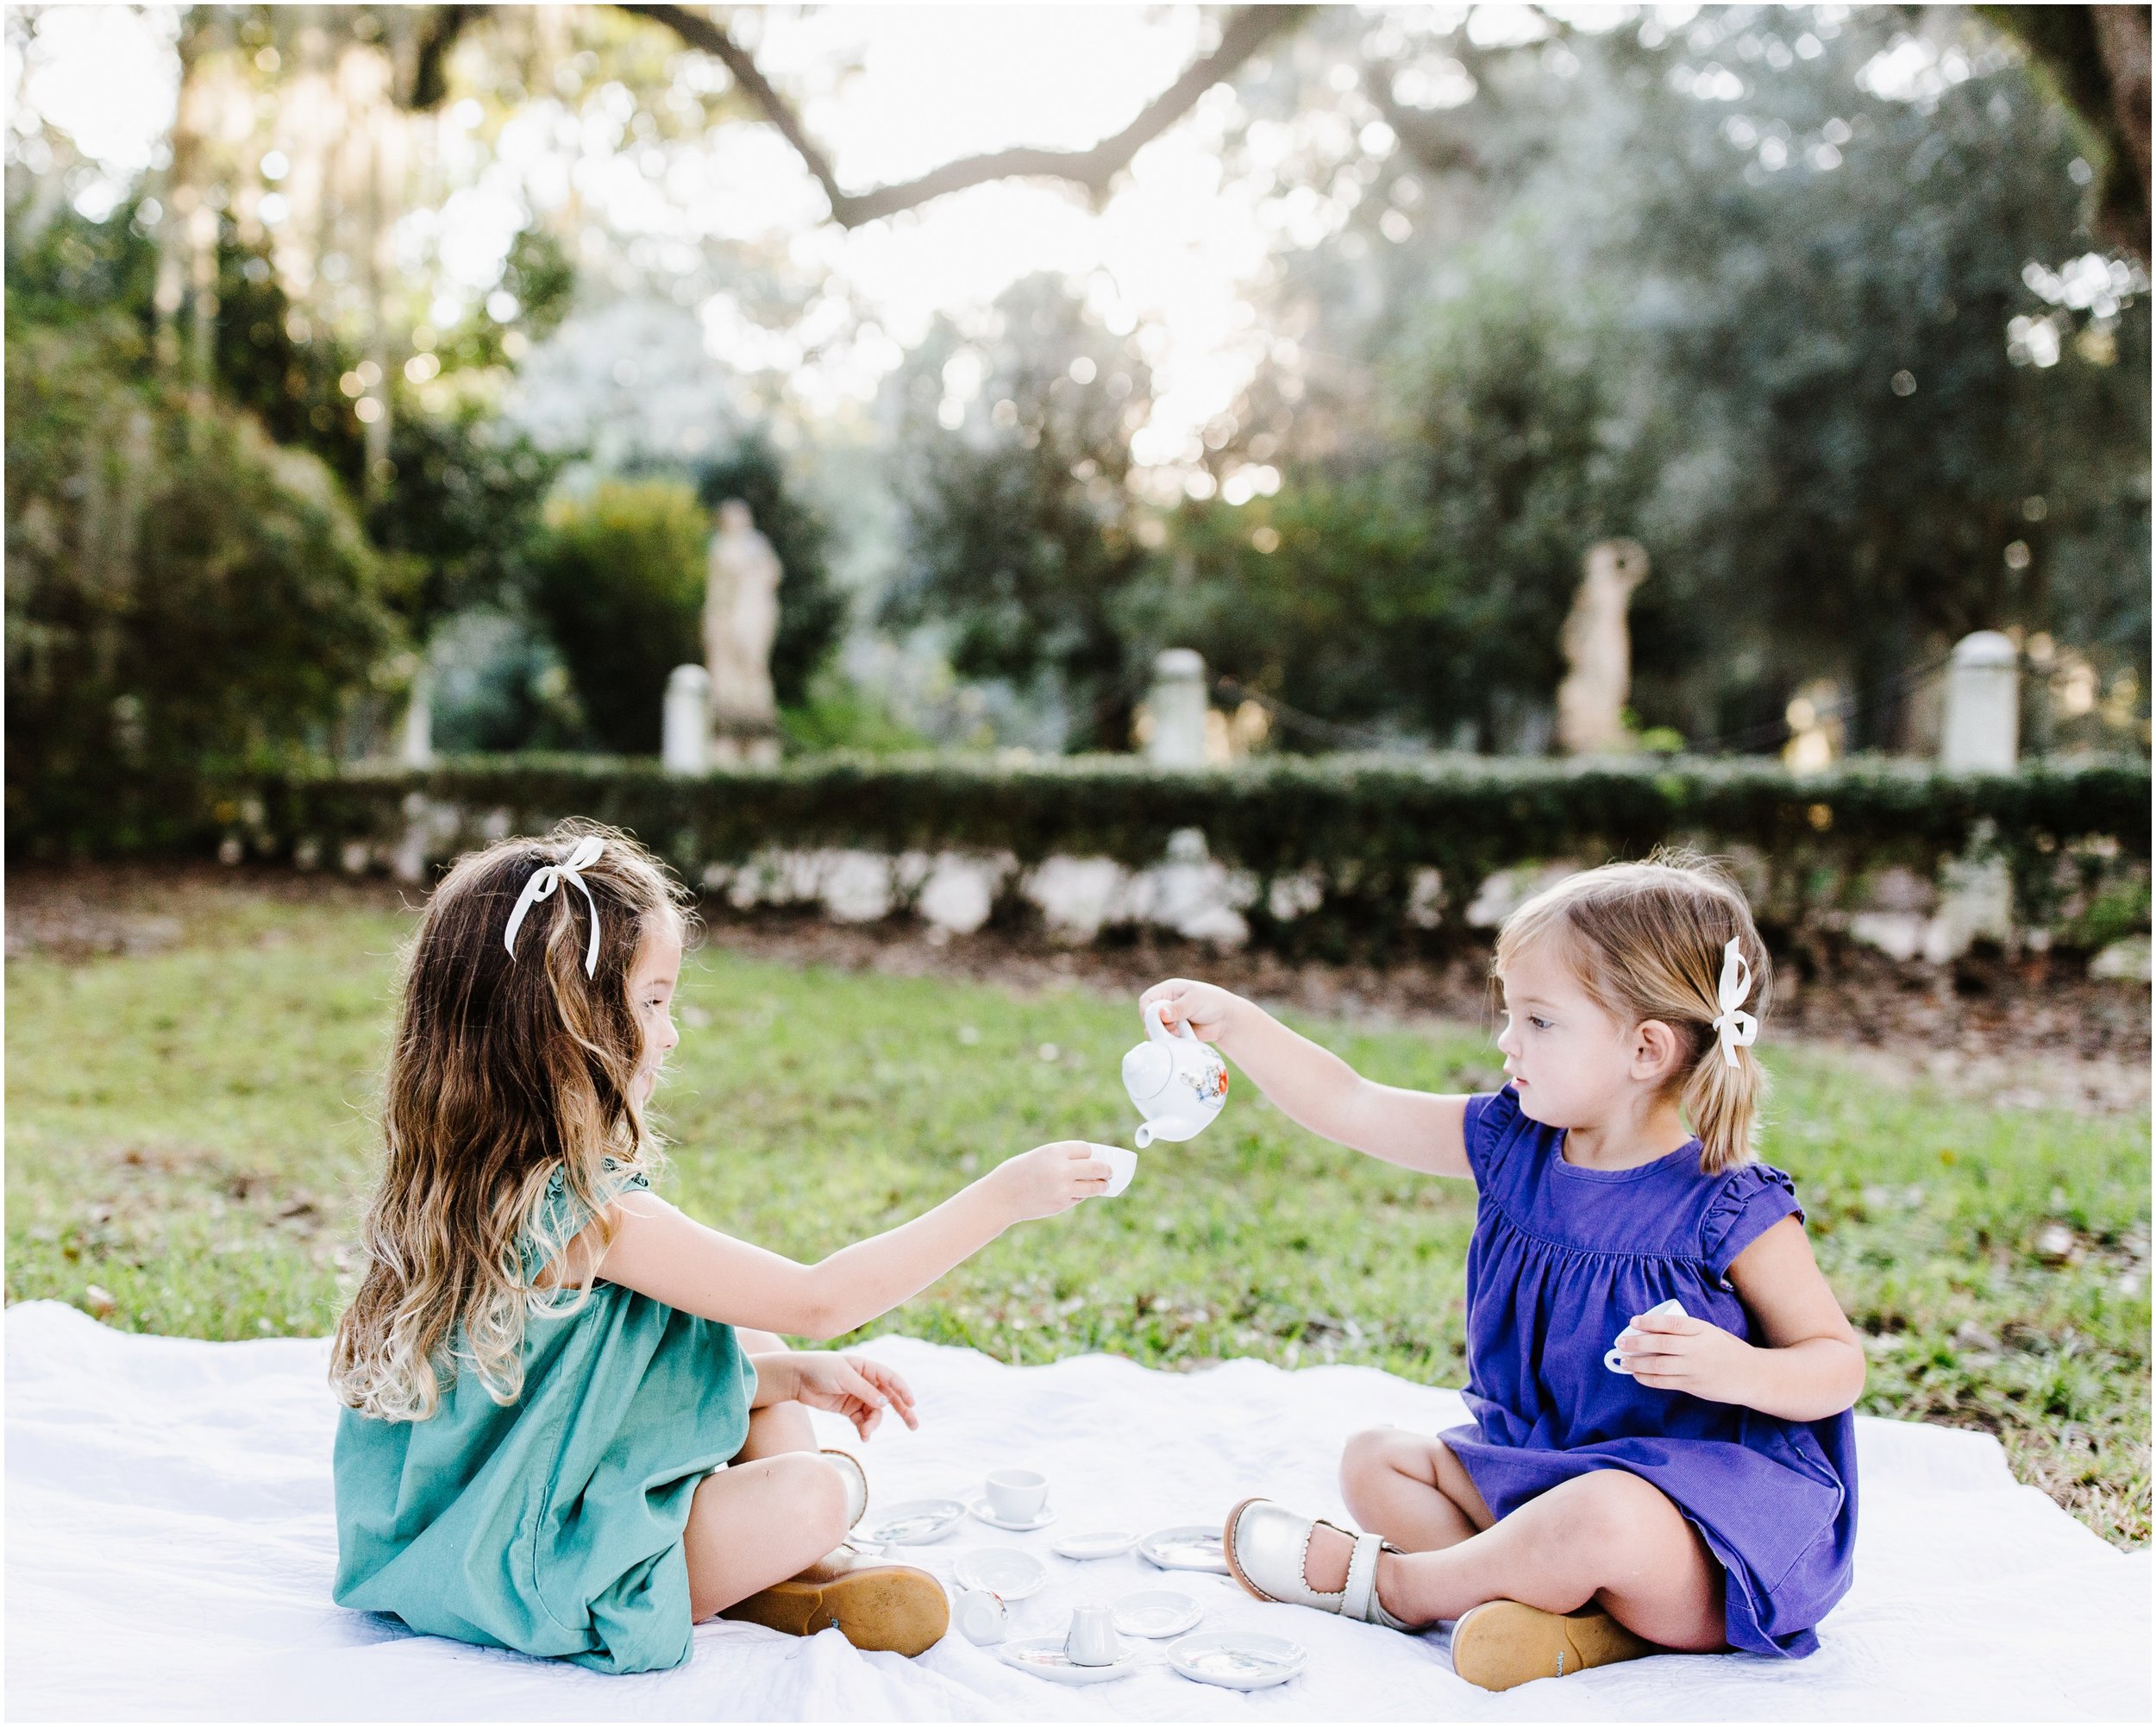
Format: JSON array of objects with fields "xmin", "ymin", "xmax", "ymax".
[
  {"xmin": 1141, "ymin": 978, "xmax": 1472, "ymax": 1179},
  {"xmin": 1617, "ymin": 1217, "xmax": 1866, "ymax": 1421},
  {"xmin": 586, "ymin": 1142, "xmax": 1108, "ymax": 1340}
]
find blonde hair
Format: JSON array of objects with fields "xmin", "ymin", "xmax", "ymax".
[
  {"xmin": 329, "ymin": 820, "xmax": 697, "ymax": 1422},
  {"xmin": 1494, "ymin": 850, "xmax": 1771, "ymax": 1175}
]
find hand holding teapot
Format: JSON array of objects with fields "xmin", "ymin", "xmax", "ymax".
[{"xmin": 1122, "ymin": 999, "xmax": 1230, "ymax": 1148}]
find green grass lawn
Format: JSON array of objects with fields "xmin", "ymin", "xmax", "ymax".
[{"xmin": 6, "ymin": 893, "xmax": 2148, "ymax": 1547}]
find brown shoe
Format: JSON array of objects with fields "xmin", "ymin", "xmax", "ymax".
[
  {"xmin": 722, "ymin": 1546, "xmax": 950, "ymax": 1655},
  {"xmin": 1449, "ymin": 1599, "xmax": 1658, "ymax": 1690}
]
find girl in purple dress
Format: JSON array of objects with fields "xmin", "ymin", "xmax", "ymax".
[{"xmin": 1141, "ymin": 854, "xmax": 1863, "ymax": 1692}]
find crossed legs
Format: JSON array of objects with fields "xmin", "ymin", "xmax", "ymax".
[
  {"xmin": 682, "ymin": 1329, "xmax": 849, "ymax": 1623},
  {"xmin": 1303, "ymin": 1427, "xmax": 1726, "ymax": 1652}
]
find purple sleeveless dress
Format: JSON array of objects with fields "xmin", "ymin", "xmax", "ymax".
[{"xmin": 1442, "ymin": 1087, "xmax": 1857, "ymax": 1658}]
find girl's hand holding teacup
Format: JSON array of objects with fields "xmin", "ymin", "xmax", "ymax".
[
  {"xmin": 991, "ymin": 1140, "xmax": 1112, "ymax": 1220},
  {"xmin": 1611, "ymin": 1307, "xmax": 1760, "ymax": 1404},
  {"xmin": 1138, "ymin": 977, "xmax": 1243, "ymax": 1045},
  {"xmin": 778, "ymin": 1351, "xmax": 919, "ymax": 1441}
]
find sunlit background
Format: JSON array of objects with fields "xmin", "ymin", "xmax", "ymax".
[{"xmin": 6, "ymin": 3, "xmax": 2150, "ymax": 778}]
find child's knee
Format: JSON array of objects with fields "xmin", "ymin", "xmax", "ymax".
[
  {"xmin": 1567, "ymin": 1468, "xmax": 1665, "ymax": 1547},
  {"xmin": 775, "ymin": 1451, "xmax": 853, "ymax": 1547},
  {"xmin": 1339, "ymin": 1425, "xmax": 1420, "ymax": 1497}
]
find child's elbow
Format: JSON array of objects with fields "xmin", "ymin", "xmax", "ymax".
[
  {"xmin": 791, "ymin": 1285, "xmax": 849, "ymax": 1342},
  {"xmin": 1836, "ymin": 1340, "xmax": 1867, "ymax": 1412}
]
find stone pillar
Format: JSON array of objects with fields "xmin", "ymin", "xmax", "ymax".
[
  {"xmin": 1147, "ymin": 649, "xmax": 1209, "ymax": 769},
  {"xmin": 398, "ymin": 669, "xmax": 434, "ymax": 769},
  {"xmin": 1927, "ymin": 631, "xmax": 2021, "ymax": 961},
  {"xmin": 663, "ymin": 664, "xmax": 711, "ymax": 776},
  {"xmin": 1940, "ymin": 631, "xmax": 2019, "ymax": 771}
]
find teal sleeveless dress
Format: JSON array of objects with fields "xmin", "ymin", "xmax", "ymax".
[{"xmin": 332, "ymin": 1165, "xmax": 755, "ymax": 1674}]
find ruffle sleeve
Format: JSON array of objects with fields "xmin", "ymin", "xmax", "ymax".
[
  {"xmin": 520, "ymin": 1160, "xmax": 650, "ymax": 1289},
  {"xmin": 1461, "ymin": 1086, "xmax": 1531, "ymax": 1189},
  {"xmin": 1701, "ymin": 1162, "xmax": 1806, "ymax": 1285}
]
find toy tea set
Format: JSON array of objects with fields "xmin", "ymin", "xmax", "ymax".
[{"xmin": 866, "ymin": 1008, "xmax": 1297, "ymax": 1688}]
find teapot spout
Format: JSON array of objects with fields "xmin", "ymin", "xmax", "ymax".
[{"xmin": 1134, "ymin": 1122, "xmax": 1156, "ymax": 1149}]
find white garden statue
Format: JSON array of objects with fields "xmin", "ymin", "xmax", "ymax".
[
  {"xmin": 705, "ymin": 499, "xmax": 782, "ymax": 766},
  {"xmin": 1556, "ymin": 539, "xmax": 1650, "ymax": 755}
]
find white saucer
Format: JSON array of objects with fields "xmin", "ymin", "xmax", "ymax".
[
  {"xmin": 1138, "ymin": 1524, "xmax": 1229, "ymax": 1573},
  {"xmin": 856, "ymin": 1498, "xmax": 965, "ymax": 1546},
  {"xmin": 954, "ymin": 1548, "xmax": 1048, "ymax": 1601},
  {"xmin": 1168, "ymin": 1630, "xmax": 1307, "ymax": 1690},
  {"xmin": 998, "ymin": 1636, "xmax": 1144, "ymax": 1684},
  {"xmin": 968, "ymin": 1498, "xmax": 1057, "ymax": 1532},
  {"xmin": 1113, "ymin": 1588, "xmax": 1201, "ymax": 1639},
  {"xmin": 1051, "ymin": 1528, "xmax": 1139, "ymax": 1561}
]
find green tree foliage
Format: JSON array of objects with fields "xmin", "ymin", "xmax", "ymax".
[
  {"xmin": 1610, "ymin": 7, "xmax": 2152, "ymax": 749},
  {"xmin": 523, "ymin": 479, "xmax": 708, "ymax": 754},
  {"xmin": 209, "ymin": 223, "xmax": 570, "ymax": 633},
  {"xmin": 4, "ymin": 320, "xmax": 400, "ymax": 855},
  {"xmin": 1122, "ymin": 474, "xmax": 1435, "ymax": 734},
  {"xmin": 882, "ymin": 276, "xmax": 1155, "ymax": 750},
  {"xmin": 1147, "ymin": 6, "xmax": 2148, "ymax": 754}
]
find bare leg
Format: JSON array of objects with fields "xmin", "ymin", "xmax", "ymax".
[
  {"xmin": 681, "ymin": 1330, "xmax": 862, "ymax": 1621},
  {"xmin": 735, "ymin": 1329, "xmax": 818, "ymax": 1460},
  {"xmin": 683, "ymin": 1452, "xmax": 852, "ymax": 1623},
  {"xmin": 1338, "ymin": 1429, "xmax": 1491, "ymax": 1554},
  {"xmin": 1308, "ymin": 1467, "xmax": 1725, "ymax": 1651}
]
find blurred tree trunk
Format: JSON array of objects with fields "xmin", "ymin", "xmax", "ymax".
[{"xmin": 1984, "ymin": 3, "xmax": 2151, "ymax": 263}]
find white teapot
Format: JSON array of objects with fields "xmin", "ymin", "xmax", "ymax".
[{"xmin": 1122, "ymin": 1002, "xmax": 1230, "ymax": 1148}]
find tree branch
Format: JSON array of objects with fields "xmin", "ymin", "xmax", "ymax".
[{"xmin": 621, "ymin": 3, "xmax": 1314, "ymax": 226}]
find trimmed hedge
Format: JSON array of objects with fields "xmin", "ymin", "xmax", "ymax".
[{"xmin": 230, "ymin": 751, "xmax": 2151, "ymax": 955}]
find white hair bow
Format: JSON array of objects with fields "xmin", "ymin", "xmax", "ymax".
[
  {"xmin": 1711, "ymin": 937, "xmax": 1759, "ymax": 1067},
  {"xmin": 503, "ymin": 835, "xmax": 606, "ymax": 977}
]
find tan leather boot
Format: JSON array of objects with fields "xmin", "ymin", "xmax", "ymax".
[
  {"xmin": 722, "ymin": 1546, "xmax": 949, "ymax": 1655},
  {"xmin": 1449, "ymin": 1598, "xmax": 1659, "ymax": 1690}
]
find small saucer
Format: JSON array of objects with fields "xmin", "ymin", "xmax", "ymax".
[
  {"xmin": 967, "ymin": 1498, "xmax": 1057, "ymax": 1532},
  {"xmin": 1167, "ymin": 1630, "xmax": 1307, "ymax": 1690},
  {"xmin": 1138, "ymin": 1524, "xmax": 1229, "ymax": 1573},
  {"xmin": 1051, "ymin": 1528, "xmax": 1139, "ymax": 1561},
  {"xmin": 856, "ymin": 1498, "xmax": 964, "ymax": 1546},
  {"xmin": 997, "ymin": 1636, "xmax": 1143, "ymax": 1685},
  {"xmin": 1113, "ymin": 1588, "xmax": 1201, "ymax": 1639},
  {"xmin": 954, "ymin": 1548, "xmax": 1048, "ymax": 1601}
]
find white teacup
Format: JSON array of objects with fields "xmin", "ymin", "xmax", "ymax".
[
  {"xmin": 1085, "ymin": 1143, "xmax": 1138, "ymax": 1198},
  {"xmin": 985, "ymin": 1468, "xmax": 1050, "ymax": 1523},
  {"xmin": 1604, "ymin": 1297, "xmax": 1689, "ymax": 1372},
  {"xmin": 1063, "ymin": 1602, "xmax": 1122, "ymax": 1667},
  {"xmin": 954, "ymin": 1588, "xmax": 1007, "ymax": 1646}
]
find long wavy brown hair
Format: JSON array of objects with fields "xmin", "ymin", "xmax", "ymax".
[{"xmin": 330, "ymin": 820, "xmax": 696, "ymax": 1422}]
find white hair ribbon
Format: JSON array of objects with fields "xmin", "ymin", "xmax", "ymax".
[
  {"xmin": 503, "ymin": 835, "xmax": 606, "ymax": 977},
  {"xmin": 1710, "ymin": 936, "xmax": 1758, "ymax": 1067}
]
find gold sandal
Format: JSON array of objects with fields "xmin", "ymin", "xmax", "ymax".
[{"xmin": 1449, "ymin": 1598, "xmax": 1658, "ymax": 1690}]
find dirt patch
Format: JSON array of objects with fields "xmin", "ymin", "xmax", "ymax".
[
  {"xmin": 3, "ymin": 861, "xmax": 416, "ymax": 960},
  {"xmin": 8, "ymin": 861, "xmax": 2147, "ymax": 1115}
]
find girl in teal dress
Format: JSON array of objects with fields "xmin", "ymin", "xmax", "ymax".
[{"xmin": 330, "ymin": 820, "xmax": 1112, "ymax": 1674}]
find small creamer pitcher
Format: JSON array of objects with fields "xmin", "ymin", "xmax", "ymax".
[{"xmin": 1122, "ymin": 1002, "xmax": 1229, "ymax": 1148}]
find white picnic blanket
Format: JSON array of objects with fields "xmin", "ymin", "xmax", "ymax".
[{"xmin": 5, "ymin": 1299, "xmax": 2147, "ymax": 1721}]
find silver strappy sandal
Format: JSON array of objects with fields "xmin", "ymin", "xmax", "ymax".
[{"xmin": 1222, "ymin": 1498, "xmax": 1432, "ymax": 1632}]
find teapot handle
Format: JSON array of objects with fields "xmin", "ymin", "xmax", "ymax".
[{"xmin": 1144, "ymin": 1000, "xmax": 1200, "ymax": 1046}]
